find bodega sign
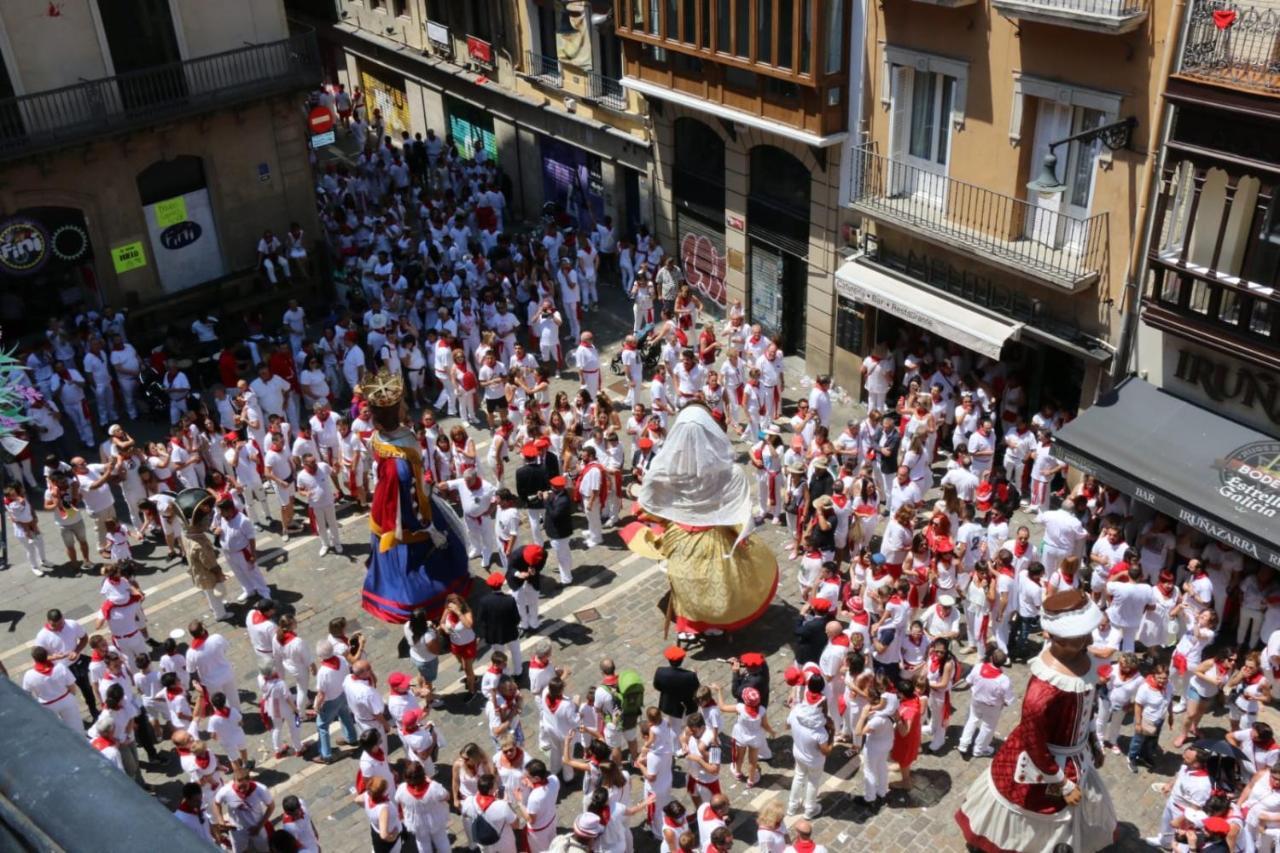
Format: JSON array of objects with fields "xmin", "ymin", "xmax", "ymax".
[{"xmin": 0, "ymin": 217, "xmax": 49, "ymax": 275}]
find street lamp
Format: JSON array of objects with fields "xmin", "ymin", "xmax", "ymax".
[{"xmin": 1027, "ymin": 116, "xmax": 1138, "ymax": 197}]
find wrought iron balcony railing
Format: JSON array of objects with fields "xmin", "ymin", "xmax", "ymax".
[
  {"xmin": 1179, "ymin": 0, "xmax": 1280, "ymax": 95},
  {"xmin": 525, "ymin": 50, "xmax": 563, "ymax": 87},
  {"xmin": 0, "ymin": 33, "xmax": 320, "ymax": 162},
  {"xmin": 989, "ymin": 0, "xmax": 1149, "ymax": 34},
  {"xmin": 848, "ymin": 143, "xmax": 1107, "ymax": 291},
  {"xmin": 587, "ymin": 73, "xmax": 627, "ymax": 110}
]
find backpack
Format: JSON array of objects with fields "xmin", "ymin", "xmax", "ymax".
[
  {"xmin": 471, "ymin": 810, "xmax": 502, "ymax": 846},
  {"xmin": 616, "ymin": 669, "xmax": 645, "ymax": 727}
]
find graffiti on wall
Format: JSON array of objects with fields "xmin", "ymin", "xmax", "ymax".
[{"xmin": 680, "ymin": 232, "xmax": 727, "ymax": 307}]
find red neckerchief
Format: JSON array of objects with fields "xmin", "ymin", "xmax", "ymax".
[
  {"xmin": 195, "ymin": 752, "xmax": 212, "ymax": 769},
  {"xmin": 792, "ymin": 841, "xmax": 817, "ymax": 853},
  {"xmin": 321, "ymin": 656, "xmax": 341, "ymax": 670},
  {"xmin": 1145, "ymin": 675, "xmax": 1163, "ymax": 689},
  {"xmin": 830, "ymin": 635, "xmax": 850, "ymax": 647},
  {"xmin": 190, "ymin": 635, "xmax": 207, "ymax": 650},
  {"xmin": 1014, "ymin": 542, "xmax": 1028, "ymax": 557},
  {"xmin": 407, "ymin": 782, "xmax": 429, "ymax": 799},
  {"xmin": 851, "ymin": 611, "xmax": 869, "ymax": 626},
  {"xmin": 250, "ymin": 612, "xmax": 268, "ymax": 625},
  {"xmin": 887, "ymin": 594, "xmax": 903, "ymax": 605},
  {"xmin": 213, "ymin": 707, "xmax": 230, "ymax": 718},
  {"xmin": 166, "ymin": 686, "xmax": 184, "ymax": 700},
  {"xmin": 475, "ymin": 793, "xmax": 496, "ymax": 813},
  {"xmin": 1158, "ymin": 581, "xmax": 1175, "ymax": 595},
  {"xmin": 598, "ymin": 806, "xmax": 611, "ymax": 826},
  {"xmin": 996, "ymin": 566, "xmax": 1015, "ymax": 578},
  {"xmin": 545, "ymin": 694, "xmax": 563, "ymax": 713},
  {"xmin": 1188, "ymin": 768, "xmax": 1209, "ymax": 777},
  {"xmin": 33, "ymin": 661, "xmax": 53, "ymax": 675},
  {"xmin": 803, "ymin": 690, "xmax": 823, "ymax": 705},
  {"xmin": 602, "ymin": 675, "xmax": 619, "ymax": 686},
  {"xmin": 91, "ymin": 736, "xmax": 114, "ymax": 750},
  {"xmin": 177, "ymin": 800, "xmax": 201, "ymax": 816},
  {"xmin": 529, "ymin": 657, "xmax": 549, "ymax": 669},
  {"xmin": 935, "ymin": 605, "xmax": 951, "ymax": 619},
  {"xmin": 282, "ymin": 809, "xmax": 303, "ymax": 824},
  {"xmin": 487, "ymin": 665, "xmax": 504, "ymax": 675},
  {"xmin": 928, "ymin": 652, "xmax": 946, "ymax": 673},
  {"xmin": 743, "ymin": 703, "xmax": 760, "ymax": 719},
  {"xmin": 979, "ymin": 663, "xmax": 1002, "ymax": 679},
  {"xmin": 664, "ymin": 815, "xmax": 685, "ymax": 829},
  {"xmin": 369, "ymin": 747, "xmax": 385, "ymax": 762},
  {"xmin": 1247, "ymin": 671, "xmax": 1266, "ymax": 686},
  {"xmin": 281, "ymin": 631, "xmax": 297, "ymax": 645}
]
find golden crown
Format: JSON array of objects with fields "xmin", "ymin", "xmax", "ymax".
[{"xmin": 362, "ymin": 368, "xmax": 404, "ymax": 407}]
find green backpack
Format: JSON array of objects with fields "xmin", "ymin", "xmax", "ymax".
[{"xmin": 615, "ymin": 669, "xmax": 645, "ymax": 728}]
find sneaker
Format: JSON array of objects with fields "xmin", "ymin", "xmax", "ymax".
[
  {"xmin": 1144, "ymin": 836, "xmax": 1169, "ymax": 849},
  {"xmin": 333, "ymin": 544, "xmax": 343, "ymax": 554},
  {"xmin": 32, "ymin": 566, "xmax": 48, "ymax": 577},
  {"xmin": 235, "ymin": 590, "xmax": 251, "ymax": 603},
  {"xmin": 803, "ymin": 806, "xmax": 822, "ymax": 820},
  {"xmin": 430, "ymin": 697, "xmax": 445, "ymax": 709},
  {"xmin": 1172, "ymin": 701, "xmax": 1187, "ymax": 714},
  {"xmin": 1127, "ymin": 758, "xmax": 1139, "ymax": 774},
  {"xmin": 972, "ymin": 749, "xmax": 993, "ymax": 758},
  {"xmin": 318, "ymin": 545, "xmax": 329, "ymax": 557}
]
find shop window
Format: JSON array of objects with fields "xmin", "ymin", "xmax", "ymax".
[
  {"xmin": 777, "ymin": 0, "xmax": 793, "ymax": 69},
  {"xmin": 836, "ymin": 295, "xmax": 864, "ymax": 353},
  {"xmin": 673, "ymin": 117, "xmax": 725, "ymax": 223},
  {"xmin": 682, "ymin": 0, "xmax": 697, "ymax": 42}
]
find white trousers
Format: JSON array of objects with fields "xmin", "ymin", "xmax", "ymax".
[
  {"xmin": 959, "ymin": 700, "xmax": 1003, "ymax": 755},
  {"xmin": 515, "ymin": 584, "xmax": 541, "ymax": 629},
  {"xmin": 47, "ymin": 694, "xmax": 84, "ymax": 730},
  {"xmin": 464, "ymin": 514, "xmax": 498, "ymax": 565},
  {"xmin": 310, "ymin": 502, "xmax": 341, "ymax": 548},
  {"xmin": 867, "ymin": 390, "xmax": 887, "ymax": 414},
  {"xmin": 583, "ymin": 501, "xmax": 603, "ymax": 547},
  {"xmin": 65, "ymin": 401, "xmax": 94, "ymax": 445},
  {"xmin": 787, "ymin": 760, "xmax": 823, "ymax": 816},
  {"xmin": 539, "ymin": 730, "xmax": 572, "ymax": 781},
  {"xmin": 269, "ymin": 712, "xmax": 303, "ymax": 752},
  {"xmin": 92, "ymin": 381, "xmax": 117, "ymax": 425},
  {"xmin": 927, "ymin": 692, "xmax": 949, "ymax": 751},
  {"xmin": 550, "ymin": 537, "xmax": 573, "ymax": 583},
  {"xmin": 1095, "ymin": 697, "xmax": 1124, "ymax": 746},
  {"xmin": 434, "ymin": 374, "xmax": 456, "ymax": 415},
  {"xmin": 525, "ymin": 508, "xmax": 545, "ymax": 543},
  {"xmin": 117, "ymin": 376, "xmax": 140, "ymax": 419},
  {"xmin": 223, "ymin": 551, "xmax": 271, "ymax": 598},
  {"xmin": 861, "ymin": 741, "xmax": 890, "ymax": 802},
  {"xmin": 18, "ymin": 533, "xmax": 48, "ymax": 570}
]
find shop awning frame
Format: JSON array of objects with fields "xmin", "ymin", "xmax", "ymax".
[
  {"xmin": 1053, "ymin": 377, "xmax": 1280, "ymax": 569},
  {"xmin": 834, "ymin": 257, "xmax": 1023, "ymax": 360}
]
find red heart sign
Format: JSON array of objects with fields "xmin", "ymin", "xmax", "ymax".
[{"xmin": 1213, "ymin": 9, "xmax": 1237, "ymax": 29}]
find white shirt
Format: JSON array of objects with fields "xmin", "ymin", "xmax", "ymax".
[
  {"xmin": 35, "ymin": 620, "xmax": 87, "ymax": 659},
  {"xmin": 297, "ymin": 463, "xmax": 337, "ymax": 508},
  {"xmin": 22, "ymin": 662, "xmax": 76, "ymax": 704},
  {"xmin": 343, "ymin": 675, "xmax": 385, "ymax": 728},
  {"xmin": 186, "ymin": 633, "xmax": 236, "ymax": 688},
  {"xmin": 1106, "ymin": 580, "xmax": 1155, "ymax": 629},
  {"xmin": 1041, "ymin": 509, "xmax": 1087, "ymax": 552},
  {"xmin": 250, "ymin": 375, "xmax": 290, "ymax": 418},
  {"xmin": 215, "ymin": 780, "xmax": 274, "ymax": 831}
]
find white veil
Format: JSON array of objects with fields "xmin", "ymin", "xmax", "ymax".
[{"xmin": 637, "ymin": 405, "xmax": 754, "ymax": 531}]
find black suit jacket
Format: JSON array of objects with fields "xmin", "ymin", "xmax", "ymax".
[
  {"xmin": 544, "ymin": 491, "xmax": 574, "ymax": 540},
  {"xmin": 474, "ymin": 591, "xmax": 520, "ymax": 645},
  {"xmin": 731, "ymin": 666, "xmax": 771, "ymax": 707},
  {"xmin": 505, "ymin": 550, "xmax": 542, "ymax": 593},
  {"xmin": 516, "ymin": 463, "xmax": 550, "ymax": 509},
  {"xmin": 652, "ymin": 664, "xmax": 700, "ymax": 718},
  {"xmin": 794, "ymin": 616, "xmax": 828, "ymax": 664},
  {"xmin": 540, "ymin": 451, "xmax": 561, "ymax": 479}
]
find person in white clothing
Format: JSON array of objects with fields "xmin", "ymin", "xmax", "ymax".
[
  {"xmin": 108, "ymin": 336, "xmax": 143, "ymax": 420},
  {"xmin": 185, "ymin": 622, "xmax": 239, "ymax": 713},
  {"xmin": 22, "ymin": 647, "xmax": 83, "ymax": 730},
  {"xmin": 958, "ymin": 648, "xmax": 1015, "ymax": 757},
  {"xmin": 6, "ymin": 484, "xmax": 50, "ymax": 576},
  {"xmin": 258, "ymin": 664, "xmax": 304, "ymax": 758},
  {"xmin": 1039, "ymin": 499, "xmax": 1088, "ymax": 575},
  {"xmin": 82, "ymin": 338, "xmax": 117, "ymax": 427},
  {"xmin": 447, "ymin": 469, "xmax": 500, "ymax": 567},
  {"xmin": 572, "ymin": 332, "xmax": 602, "ymax": 398},
  {"xmin": 213, "ymin": 499, "xmax": 271, "ymax": 601},
  {"xmin": 262, "ymin": 433, "xmax": 296, "ymax": 540},
  {"xmin": 279, "ymin": 796, "xmax": 321, "ymax": 853},
  {"xmin": 860, "ymin": 347, "xmax": 894, "ymax": 414},
  {"xmin": 214, "ymin": 768, "xmax": 275, "ymax": 853},
  {"xmin": 396, "ymin": 761, "xmax": 452, "ymax": 853},
  {"xmin": 296, "ymin": 453, "xmax": 342, "ymax": 555},
  {"xmin": 461, "ymin": 772, "xmax": 520, "ymax": 853},
  {"xmin": 1105, "ymin": 564, "xmax": 1155, "ymax": 652}
]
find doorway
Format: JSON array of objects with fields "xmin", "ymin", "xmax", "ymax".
[
  {"xmin": 97, "ymin": 0, "xmax": 184, "ymax": 109},
  {"xmin": 749, "ymin": 240, "xmax": 807, "ymax": 354},
  {"xmin": 1027, "ymin": 100, "xmax": 1103, "ymax": 252}
]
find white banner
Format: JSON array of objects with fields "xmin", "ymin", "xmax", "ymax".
[{"xmin": 144, "ymin": 189, "xmax": 227, "ymax": 294}]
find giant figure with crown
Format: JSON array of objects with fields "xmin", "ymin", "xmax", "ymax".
[{"xmin": 359, "ymin": 369, "xmax": 471, "ymax": 622}]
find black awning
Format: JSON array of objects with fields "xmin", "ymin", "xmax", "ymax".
[{"xmin": 1053, "ymin": 378, "xmax": 1280, "ymax": 569}]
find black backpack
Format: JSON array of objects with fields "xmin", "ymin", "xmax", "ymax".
[{"xmin": 471, "ymin": 809, "xmax": 501, "ymax": 846}]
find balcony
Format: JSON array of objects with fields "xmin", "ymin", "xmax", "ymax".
[
  {"xmin": 990, "ymin": 0, "xmax": 1149, "ymax": 34},
  {"xmin": 0, "ymin": 33, "xmax": 320, "ymax": 163},
  {"xmin": 524, "ymin": 50, "xmax": 562, "ymax": 88},
  {"xmin": 848, "ymin": 143, "xmax": 1107, "ymax": 292},
  {"xmin": 1178, "ymin": 0, "xmax": 1280, "ymax": 96},
  {"xmin": 587, "ymin": 73, "xmax": 627, "ymax": 111},
  {"xmin": 909, "ymin": 0, "xmax": 978, "ymax": 6}
]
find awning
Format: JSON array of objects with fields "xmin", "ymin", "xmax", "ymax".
[
  {"xmin": 621, "ymin": 76, "xmax": 848, "ymax": 149},
  {"xmin": 1054, "ymin": 378, "xmax": 1280, "ymax": 568},
  {"xmin": 834, "ymin": 258, "xmax": 1022, "ymax": 359}
]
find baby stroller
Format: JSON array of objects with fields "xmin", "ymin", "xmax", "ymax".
[
  {"xmin": 610, "ymin": 322, "xmax": 663, "ymax": 376},
  {"xmin": 138, "ymin": 364, "xmax": 170, "ymax": 421}
]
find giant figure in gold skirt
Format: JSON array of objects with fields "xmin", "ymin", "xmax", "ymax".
[{"xmin": 621, "ymin": 405, "xmax": 778, "ymax": 640}]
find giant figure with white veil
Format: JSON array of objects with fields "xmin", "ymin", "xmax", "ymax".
[{"xmin": 621, "ymin": 404, "xmax": 779, "ymax": 640}]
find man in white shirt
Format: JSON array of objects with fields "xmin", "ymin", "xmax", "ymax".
[
  {"xmin": 162, "ymin": 359, "xmax": 192, "ymax": 425},
  {"xmin": 296, "ymin": 453, "xmax": 342, "ymax": 556},
  {"xmin": 1002, "ymin": 417, "xmax": 1036, "ymax": 495},
  {"xmin": 213, "ymin": 499, "xmax": 271, "ymax": 601},
  {"xmin": 958, "ymin": 649, "xmax": 1014, "ymax": 757},
  {"xmin": 940, "ymin": 453, "xmax": 980, "ymax": 504},
  {"xmin": 860, "ymin": 347, "xmax": 894, "ymax": 414},
  {"xmin": 22, "ymin": 647, "xmax": 83, "ymax": 730},
  {"xmin": 1039, "ymin": 499, "xmax": 1088, "ymax": 574},
  {"xmin": 343, "ymin": 660, "xmax": 391, "ymax": 750},
  {"xmin": 81, "ymin": 338, "xmax": 116, "ymax": 427},
  {"xmin": 967, "ymin": 419, "xmax": 997, "ymax": 480},
  {"xmin": 1028, "ymin": 430, "xmax": 1065, "ymax": 517},
  {"xmin": 214, "ymin": 768, "xmax": 275, "ymax": 852},
  {"xmin": 808, "ymin": 375, "xmax": 833, "ymax": 429},
  {"xmin": 282, "ymin": 300, "xmax": 307, "ymax": 352},
  {"xmin": 786, "ymin": 698, "xmax": 832, "ymax": 819},
  {"xmin": 557, "ymin": 257, "xmax": 582, "ymax": 340},
  {"xmin": 341, "ymin": 332, "xmax": 366, "ymax": 392},
  {"xmin": 571, "ymin": 331, "xmax": 601, "ymax": 398},
  {"xmin": 309, "ymin": 402, "xmax": 342, "ymax": 469},
  {"xmin": 72, "ymin": 456, "xmax": 117, "ymax": 551},
  {"xmin": 673, "ymin": 349, "xmax": 707, "ymax": 409},
  {"xmin": 35, "ymin": 609, "xmax": 96, "ymax": 716},
  {"xmin": 108, "ymin": 336, "xmax": 142, "ymax": 420},
  {"xmin": 249, "ymin": 363, "xmax": 291, "ymax": 421},
  {"xmin": 1106, "ymin": 563, "xmax": 1155, "ymax": 652},
  {"xmin": 262, "ymin": 433, "xmax": 296, "ymax": 540},
  {"xmin": 888, "ymin": 466, "xmax": 923, "ymax": 516},
  {"xmin": 185, "ymin": 621, "xmax": 239, "ymax": 708},
  {"xmin": 447, "ymin": 469, "xmax": 499, "ymax": 568}
]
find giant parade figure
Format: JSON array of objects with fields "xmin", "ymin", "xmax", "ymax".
[
  {"xmin": 359, "ymin": 369, "xmax": 471, "ymax": 622},
  {"xmin": 955, "ymin": 588, "xmax": 1118, "ymax": 852},
  {"xmin": 621, "ymin": 404, "xmax": 778, "ymax": 642}
]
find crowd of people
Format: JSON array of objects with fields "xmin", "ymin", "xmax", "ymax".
[{"xmin": 5, "ymin": 85, "xmax": 1280, "ymax": 853}]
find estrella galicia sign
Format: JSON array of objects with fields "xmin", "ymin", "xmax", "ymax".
[{"xmin": 160, "ymin": 220, "xmax": 202, "ymax": 250}]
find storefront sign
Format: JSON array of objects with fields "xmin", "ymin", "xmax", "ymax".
[
  {"xmin": 159, "ymin": 221, "xmax": 202, "ymax": 251},
  {"xmin": 144, "ymin": 188, "xmax": 225, "ymax": 293},
  {"xmin": 1055, "ymin": 443, "xmax": 1280, "ymax": 568},
  {"xmin": 540, "ymin": 136, "xmax": 605, "ymax": 232},
  {"xmin": 467, "ymin": 36, "xmax": 493, "ymax": 66},
  {"xmin": 426, "ymin": 21, "xmax": 450, "ymax": 48},
  {"xmin": 1173, "ymin": 347, "xmax": 1280, "ymax": 427},
  {"xmin": 154, "ymin": 197, "xmax": 187, "ymax": 228},
  {"xmin": 726, "ymin": 214, "xmax": 745, "ymax": 232},
  {"xmin": 1220, "ymin": 441, "xmax": 1280, "ymax": 519},
  {"xmin": 0, "ymin": 218, "xmax": 50, "ymax": 276},
  {"xmin": 111, "ymin": 241, "xmax": 147, "ymax": 274}
]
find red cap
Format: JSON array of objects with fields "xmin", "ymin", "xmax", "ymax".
[
  {"xmin": 400, "ymin": 708, "xmax": 424, "ymax": 730},
  {"xmin": 809, "ymin": 597, "xmax": 832, "ymax": 612},
  {"xmin": 663, "ymin": 646, "xmax": 686, "ymax": 663},
  {"xmin": 223, "ymin": 431, "xmax": 239, "ymax": 442},
  {"xmin": 848, "ymin": 597, "xmax": 865, "ymax": 612},
  {"xmin": 534, "ymin": 437, "xmax": 551, "ymax": 450},
  {"xmin": 637, "ymin": 437, "xmax": 653, "ymax": 450},
  {"xmin": 485, "ymin": 571, "xmax": 505, "ymax": 588},
  {"xmin": 1203, "ymin": 817, "xmax": 1231, "ymax": 836},
  {"xmin": 739, "ymin": 652, "xmax": 765, "ymax": 667},
  {"xmin": 387, "ymin": 672, "xmax": 410, "ymax": 692},
  {"xmin": 783, "ymin": 664, "xmax": 804, "ymax": 686},
  {"xmin": 521, "ymin": 442, "xmax": 538, "ymax": 459},
  {"xmin": 522, "ymin": 544, "xmax": 546, "ymax": 565},
  {"xmin": 550, "ymin": 475, "xmax": 567, "ymax": 488}
]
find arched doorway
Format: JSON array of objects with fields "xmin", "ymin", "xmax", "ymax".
[
  {"xmin": 748, "ymin": 145, "xmax": 810, "ymax": 352},
  {"xmin": 137, "ymin": 155, "xmax": 227, "ymax": 293},
  {"xmin": 0, "ymin": 206, "xmax": 97, "ymax": 337},
  {"xmin": 673, "ymin": 117, "xmax": 728, "ymax": 309}
]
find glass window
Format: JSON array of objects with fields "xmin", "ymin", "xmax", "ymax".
[
  {"xmin": 668, "ymin": 0, "xmax": 678, "ymax": 37},
  {"xmin": 683, "ymin": 0, "xmax": 697, "ymax": 41},
  {"xmin": 702, "ymin": 0, "xmax": 712, "ymax": 47},
  {"xmin": 650, "ymin": 0, "xmax": 661, "ymax": 35},
  {"xmin": 758, "ymin": 0, "xmax": 773, "ymax": 63},
  {"xmin": 1219, "ymin": 289, "xmax": 1241, "ymax": 325},
  {"xmin": 735, "ymin": 0, "xmax": 750, "ymax": 58},
  {"xmin": 717, "ymin": 0, "xmax": 730, "ymax": 51},
  {"xmin": 777, "ymin": 0, "xmax": 793, "ymax": 69},
  {"xmin": 800, "ymin": 0, "xmax": 811, "ymax": 73},
  {"xmin": 824, "ymin": 0, "xmax": 844, "ymax": 74},
  {"xmin": 1066, "ymin": 108, "xmax": 1104, "ymax": 210},
  {"xmin": 1189, "ymin": 279, "xmax": 1212, "ymax": 315},
  {"xmin": 1250, "ymin": 299, "xmax": 1273, "ymax": 336},
  {"xmin": 907, "ymin": 71, "xmax": 952, "ymax": 167},
  {"xmin": 1158, "ymin": 272, "xmax": 1182, "ymax": 305},
  {"xmin": 724, "ymin": 65, "xmax": 756, "ymax": 90}
]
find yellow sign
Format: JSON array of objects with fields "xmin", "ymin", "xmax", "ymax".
[
  {"xmin": 111, "ymin": 241, "xmax": 147, "ymax": 273},
  {"xmin": 154, "ymin": 196, "xmax": 187, "ymax": 228}
]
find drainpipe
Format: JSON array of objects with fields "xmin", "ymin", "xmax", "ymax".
[{"xmin": 1109, "ymin": 0, "xmax": 1192, "ymax": 389}]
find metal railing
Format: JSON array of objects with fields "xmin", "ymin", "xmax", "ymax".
[
  {"xmin": 1179, "ymin": 0, "xmax": 1280, "ymax": 95},
  {"xmin": 995, "ymin": 0, "xmax": 1147, "ymax": 14},
  {"xmin": 0, "ymin": 33, "xmax": 320, "ymax": 161},
  {"xmin": 588, "ymin": 72, "xmax": 628, "ymax": 110},
  {"xmin": 848, "ymin": 143, "xmax": 1108, "ymax": 288},
  {"xmin": 524, "ymin": 50, "xmax": 563, "ymax": 86}
]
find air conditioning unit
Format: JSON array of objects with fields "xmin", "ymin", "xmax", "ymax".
[{"xmin": 564, "ymin": 96, "xmax": 577, "ymax": 113}]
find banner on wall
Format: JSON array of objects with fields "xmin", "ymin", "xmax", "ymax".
[
  {"xmin": 446, "ymin": 96, "xmax": 498, "ymax": 161},
  {"xmin": 555, "ymin": 0, "xmax": 592, "ymax": 71},
  {"xmin": 360, "ymin": 69, "xmax": 411, "ymax": 137},
  {"xmin": 144, "ymin": 189, "xmax": 227, "ymax": 293},
  {"xmin": 540, "ymin": 137, "xmax": 604, "ymax": 232}
]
